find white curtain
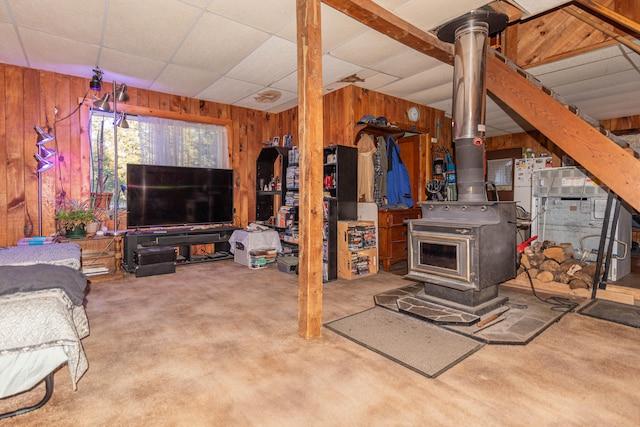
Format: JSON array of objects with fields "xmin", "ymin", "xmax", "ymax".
[{"xmin": 137, "ymin": 116, "xmax": 229, "ymax": 168}]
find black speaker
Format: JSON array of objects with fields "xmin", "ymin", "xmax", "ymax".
[
  {"xmin": 134, "ymin": 246, "xmax": 176, "ymax": 265},
  {"xmin": 135, "ymin": 262, "xmax": 176, "ymax": 278}
]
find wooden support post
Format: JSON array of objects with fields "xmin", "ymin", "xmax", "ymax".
[{"xmin": 296, "ymin": 0, "xmax": 324, "ymax": 339}]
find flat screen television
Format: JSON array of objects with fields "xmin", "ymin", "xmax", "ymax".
[{"xmin": 126, "ymin": 164, "xmax": 234, "ymax": 229}]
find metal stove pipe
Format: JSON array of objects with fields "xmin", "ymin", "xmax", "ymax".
[{"xmin": 438, "ymin": 9, "xmax": 508, "ymax": 202}]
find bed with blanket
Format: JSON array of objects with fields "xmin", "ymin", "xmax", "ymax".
[{"xmin": 0, "ymin": 243, "xmax": 89, "ymax": 420}]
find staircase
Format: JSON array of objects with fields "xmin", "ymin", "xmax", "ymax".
[{"xmin": 485, "ymin": 48, "xmax": 640, "ymax": 212}]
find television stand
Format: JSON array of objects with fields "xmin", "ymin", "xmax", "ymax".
[{"xmin": 122, "ymin": 226, "xmax": 238, "ymax": 273}]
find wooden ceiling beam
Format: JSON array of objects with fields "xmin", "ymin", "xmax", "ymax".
[
  {"xmin": 321, "ymin": 0, "xmax": 454, "ymax": 65},
  {"xmin": 574, "ymin": 0, "xmax": 640, "ymax": 35},
  {"xmin": 564, "ymin": 6, "xmax": 640, "ymax": 55}
]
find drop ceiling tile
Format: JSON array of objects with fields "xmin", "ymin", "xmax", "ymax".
[
  {"xmin": 535, "ymin": 57, "xmax": 637, "ymax": 89},
  {"xmin": 330, "ymin": 29, "xmax": 408, "ymax": 69},
  {"xmin": 179, "ymin": 0, "xmax": 210, "ymax": 8},
  {"xmin": 9, "ymin": 0, "xmax": 105, "ymax": 44},
  {"xmin": 506, "ymin": 0, "xmax": 571, "ymax": 19},
  {"xmin": 408, "ymin": 81, "xmax": 453, "ymax": 106},
  {"xmin": 319, "ymin": 4, "xmax": 371, "ymax": 52},
  {"xmin": 0, "ymin": 22, "xmax": 27, "ymax": 66},
  {"xmin": 208, "ymin": 0, "xmax": 296, "ymax": 34},
  {"xmin": 355, "ymin": 71, "xmax": 400, "ymax": 91},
  {"xmin": 270, "ymin": 71, "xmax": 298, "ymax": 93},
  {"xmin": 20, "ymin": 28, "xmax": 99, "ymax": 75},
  {"xmin": 322, "ymin": 54, "xmax": 364, "ymax": 85},
  {"xmin": 173, "ymin": 12, "xmax": 270, "ymax": 73},
  {"xmin": 226, "ymin": 36, "xmax": 297, "ymax": 86},
  {"xmin": 275, "ymin": 3, "xmax": 370, "ymax": 51},
  {"xmin": 99, "ymin": 48, "xmax": 167, "ymax": 87},
  {"xmin": 377, "ymin": 64, "xmax": 453, "ymax": 98},
  {"xmin": 392, "ymin": 0, "xmax": 492, "ymax": 32},
  {"xmin": 372, "ymin": 49, "xmax": 444, "ymax": 78},
  {"xmin": 234, "ymin": 87, "xmax": 297, "ymax": 111},
  {"xmin": 0, "ymin": 2, "xmax": 10, "ymax": 22},
  {"xmin": 151, "ymin": 64, "xmax": 221, "ymax": 97},
  {"xmin": 103, "ymin": 0, "xmax": 201, "ymax": 61},
  {"xmin": 197, "ymin": 76, "xmax": 264, "ymax": 105}
]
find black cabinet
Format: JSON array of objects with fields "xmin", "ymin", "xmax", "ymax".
[
  {"xmin": 122, "ymin": 226, "xmax": 237, "ymax": 273},
  {"xmin": 323, "ymin": 145, "xmax": 357, "ymax": 220},
  {"xmin": 322, "ymin": 145, "xmax": 357, "ymax": 281},
  {"xmin": 323, "ymin": 198, "xmax": 338, "ymax": 282},
  {"xmin": 256, "ymin": 146, "xmax": 290, "ymax": 222}
]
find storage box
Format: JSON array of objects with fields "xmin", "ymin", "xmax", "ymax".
[
  {"xmin": 135, "ymin": 261, "xmax": 176, "ymax": 278},
  {"xmin": 229, "ymin": 229, "xmax": 282, "ymax": 268},
  {"xmin": 277, "ymin": 256, "xmax": 298, "ymax": 274},
  {"xmin": 134, "ymin": 246, "xmax": 176, "ymax": 265}
]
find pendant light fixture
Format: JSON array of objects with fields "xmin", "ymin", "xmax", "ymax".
[{"xmin": 93, "ymin": 93, "xmax": 112, "ymax": 112}]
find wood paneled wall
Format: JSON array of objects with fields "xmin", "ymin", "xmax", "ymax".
[
  {"xmin": 0, "ymin": 64, "xmax": 458, "ymax": 247},
  {"xmin": 0, "ymin": 64, "xmax": 275, "ymax": 246}
]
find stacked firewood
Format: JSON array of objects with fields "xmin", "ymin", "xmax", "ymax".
[{"xmin": 518, "ymin": 241, "xmax": 598, "ymax": 290}]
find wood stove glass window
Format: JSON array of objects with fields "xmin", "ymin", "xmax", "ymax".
[{"xmin": 420, "ymin": 241, "xmax": 458, "ymax": 271}]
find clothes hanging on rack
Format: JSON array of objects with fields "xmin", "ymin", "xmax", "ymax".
[
  {"xmin": 374, "ymin": 135, "xmax": 388, "ymax": 205},
  {"xmin": 357, "ymin": 133, "xmax": 376, "ymax": 202}
]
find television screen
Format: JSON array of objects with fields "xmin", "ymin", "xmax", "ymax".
[{"xmin": 126, "ymin": 164, "xmax": 234, "ymax": 229}]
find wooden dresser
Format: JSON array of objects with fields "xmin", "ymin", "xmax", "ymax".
[{"xmin": 378, "ymin": 207, "xmax": 421, "ymax": 272}]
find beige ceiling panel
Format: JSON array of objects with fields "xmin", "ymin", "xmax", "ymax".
[
  {"xmin": 408, "ymin": 81, "xmax": 453, "ymax": 106},
  {"xmin": 103, "ymin": 0, "xmax": 201, "ymax": 61},
  {"xmin": 372, "ymin": 49, "xmax": 444, "ymax": 79},
  {"xmin": 271, "ymin": 71, "xmax": 298, "ymax": 93},
  {"xmin": 379, "ymin": 63, "xmax": 453, "ymax": 98},
  {"xmin": 226, "ymin": 36, "xmax": 297, "ymax": 86},
  {"xmin": 391, "ymin": 0, "xmax": 493, "ymax": 32},
  {"xmin": 354, "ymin": 71, "xmax": 401, "ymax": 91},
  {"xmin": 20, "ymin": 28, "xmax": 99, "ymax": 74},
  {"xmin": 234, "ymin": 88, "xmax": 297, "ymax": 112},
  {"xmin": 197, "ymin": 76, "xmax": 264, "ymax": 105},
  {"xmin": 330, "ymin": 29, "xmax": 407, "ymax": 68},
  {"xmin": 208, "ymin": 0, "xmax": 296, "ymax": 34},
  {"xmin": 98, "ymin": 49, "xmax": 167, "ymax": 88},
  {"xmin": 276, "ymin": 3, "xmax": 369, "ymax": 50},
  {"xmin": 173, "ymin": 12, "xmax": 270, "ymax": 73},
  {"xmin": 0, "ymin": 1, "xmax": 10, "ymax": 22},
  {"xmin": 8, "ymin": 0, "xmax": 105, "ymax": 44},
  {"xmin": 151, "ymin": 64, "xmax": 221, "ymax": 98},
  {"xmin": 0, "ymin": 22, "xmax": 27, "ymax": 66},
  {"xmin": 322, "ymin": 54, "xmax": 364, "ymax": 86}
]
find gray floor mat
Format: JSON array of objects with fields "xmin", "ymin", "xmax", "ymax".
[
  {"xmin": 579, "ymin": 299, "xmax": 640, "ymax": 328},
  {"xmin": 324, "ymin": 307, "xmax": 483, "ymax": 378}
]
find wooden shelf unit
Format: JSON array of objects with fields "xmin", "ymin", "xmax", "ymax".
[
  {"xmin": 64, "ymin": 235, "xmax": 124, "ymax": 282},
  {"xmin": 337, "ymin": 220, "xmax": 378, "ymax": 280}
]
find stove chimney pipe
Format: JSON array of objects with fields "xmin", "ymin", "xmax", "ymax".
[{"xmin": 437, "ymin": 9, "xmax": 508, "ymax": 202}]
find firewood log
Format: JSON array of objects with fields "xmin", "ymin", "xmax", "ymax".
[
  {"xmin": 539, "ymin": 259, "xmax": 561, "ymax": 272},
  {"xmin": 569, "ymin": 278, "xmax": 589, "ymax": 289},
  {"xmin": 536, "ymin": 270, "xmax": 555, "ymax": 282}
]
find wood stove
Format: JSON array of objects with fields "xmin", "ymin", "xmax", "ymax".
[
  {"xmin": 406, "ymin": 201, "xmax": 516, "ymax": 315},
  {"xmin": 400, "ymin": 8, "xmax": 514, "ymax": 318}
]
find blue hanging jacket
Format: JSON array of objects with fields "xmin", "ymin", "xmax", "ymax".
[{"xmin": 386, "ymin": 136, "xmax": 414, "ymax": 208}]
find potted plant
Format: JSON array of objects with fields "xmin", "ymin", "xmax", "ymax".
[{"xmin": 54, "ymin": 199, "xmax": 97, "ymax": 238}]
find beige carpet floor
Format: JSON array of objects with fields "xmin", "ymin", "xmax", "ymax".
[{"xmin": 2, "ymin": 260, "xmax": 640, "ymax": 426}]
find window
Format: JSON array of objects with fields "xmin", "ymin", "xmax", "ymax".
[{"xmin": 90, "ymin": 112, "xmax": 229, "ymax": 204}]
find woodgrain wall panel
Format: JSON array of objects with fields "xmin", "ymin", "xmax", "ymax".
[
  {"xmin": 0, "ymin": 64, "xmax": 7, "ymax": 244},
  {"xmin": 23, "ymin": 68, "xmax": 40, "ymax": 238},
  {"xmin": 5, "ymin": 66, "xmax": 26, "ymax": 245}
]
